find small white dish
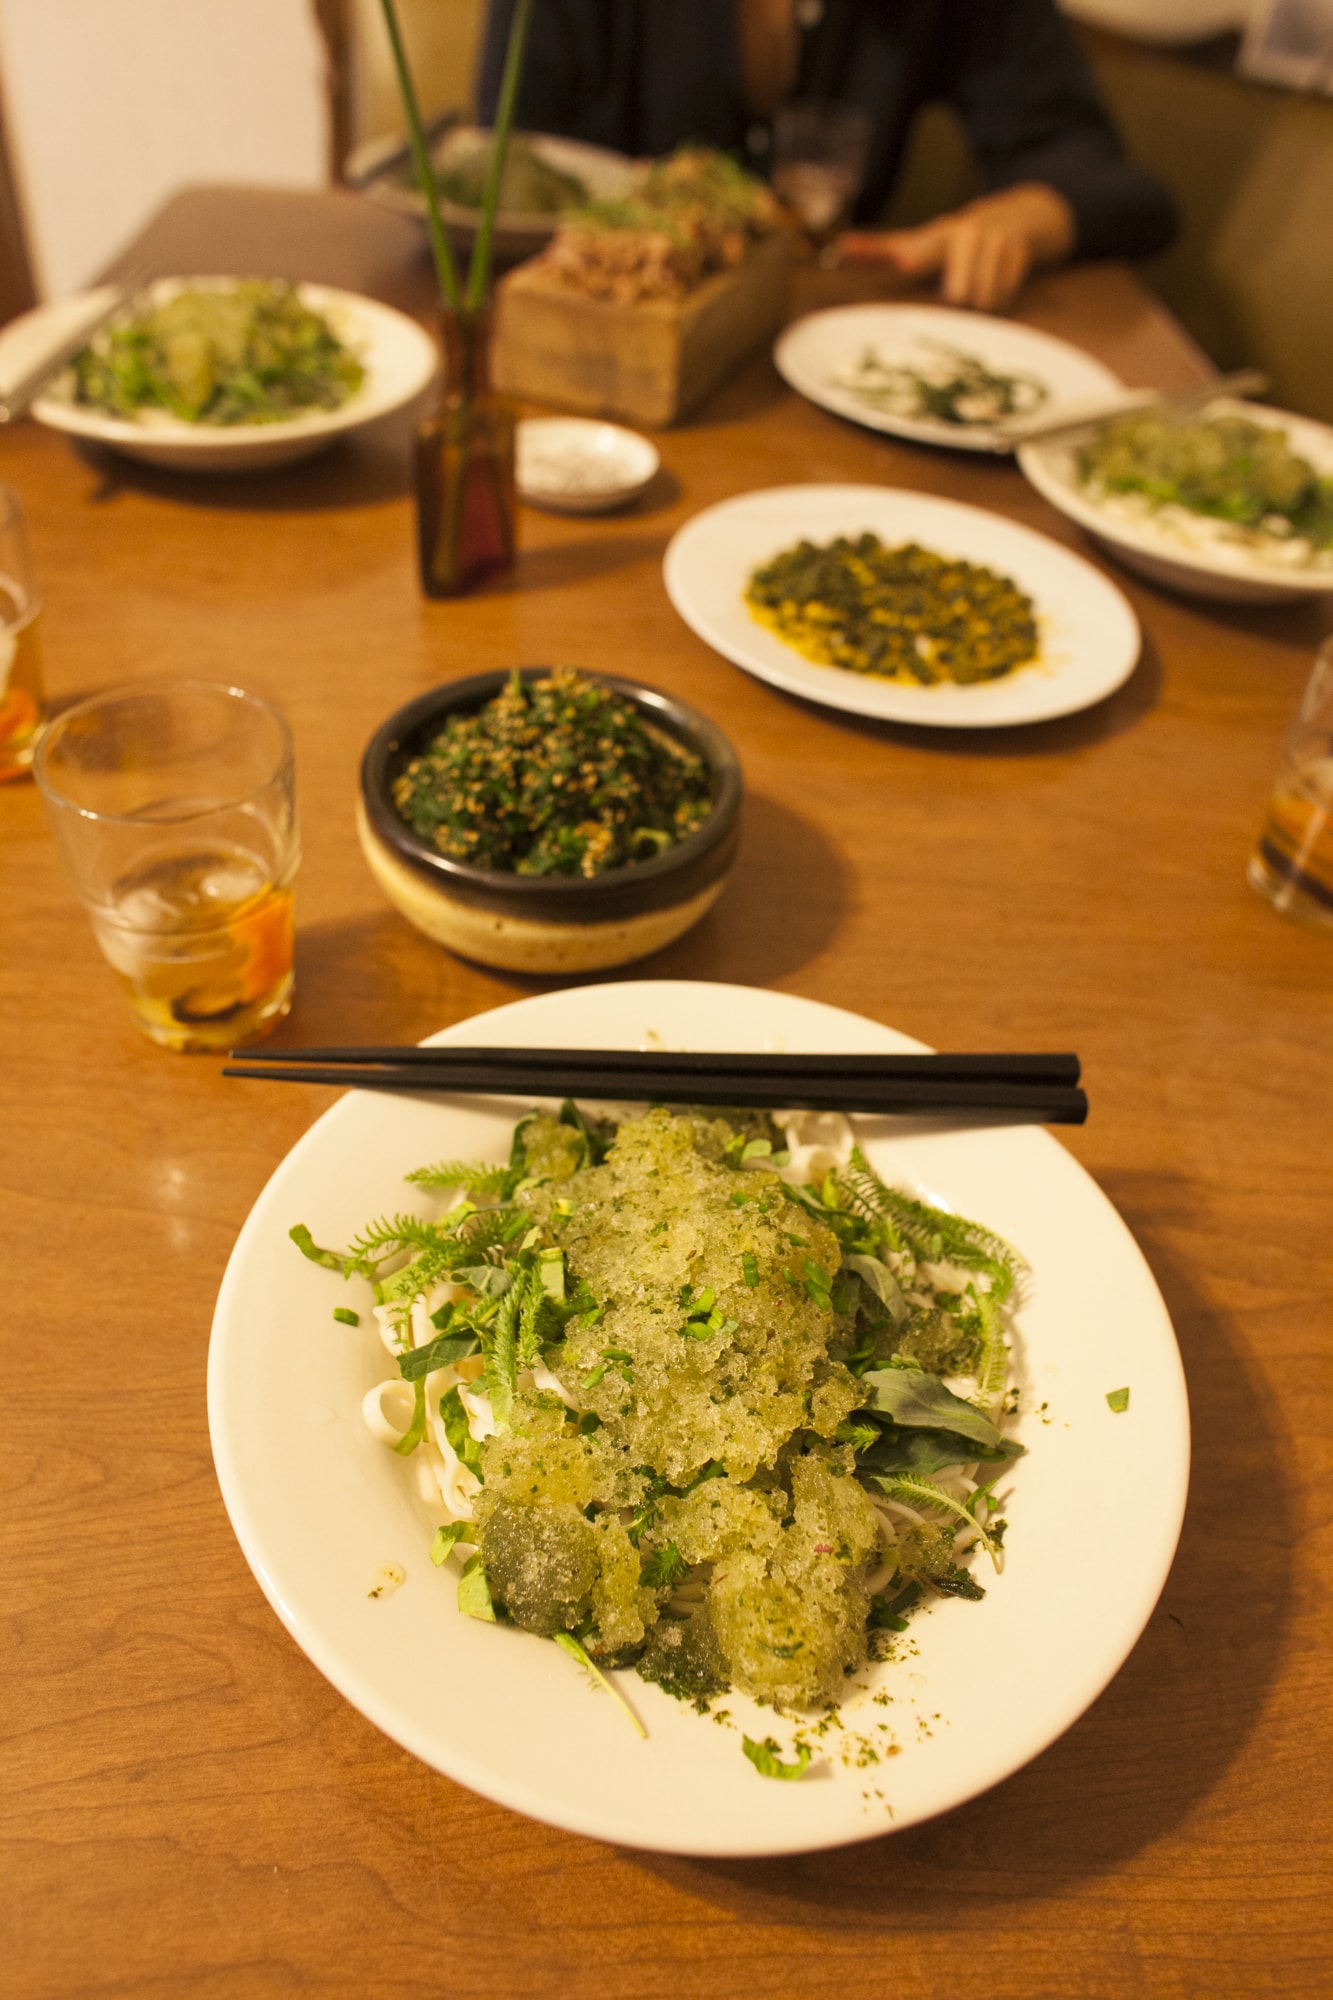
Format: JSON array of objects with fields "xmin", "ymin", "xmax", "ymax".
[
  {"xmin": 4, "ymin": 278, "xmax": 438, "ymax": 473},
  {"xmin": 208, "ymin": 980, "xmax": 1189, "ymax": 1858},
  {"xmin": 516, "ymin": 417, "xmax": 660, "ymax": 513},
  {"xmin": 663, "ymin": 483, "xmax": 1140, "ymax": 729},
  {"xmin": 1018, "ymin": 397, "xmax": 1333, "ymax": 604},
  {"xmin": 775, "ymin": 303, "xmax": 1123, "ymax": 454}
]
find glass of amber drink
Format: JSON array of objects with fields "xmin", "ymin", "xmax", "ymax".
[
  {"xmin": 34, "ymin": 681, "xmax": 299, "ymax": 1049},
  {"xmin": 1247, "ymin": 637, "xmax": 1333, "ymax": 931},
  {"xmin": 0, "ymin": 485, "xmax": 44, "ymax": 779}
]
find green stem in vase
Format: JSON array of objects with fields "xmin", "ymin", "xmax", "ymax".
[
  {"xmin": 378, "ymin": 0, "xmax": 459, "ymax": 311},
  {"xmin": 466, "ymin": 0, "xmax": 535, "ymax": 312}
]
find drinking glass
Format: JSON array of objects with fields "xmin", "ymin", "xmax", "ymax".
[
  {"xmin": 1247, "ymin": 636, "xmax": 1333, "ymax": 930},
  {"xmin": 771, "ymin": 101, "xmax": 871, "ymax": 260},
  {"xmin": 0, "ymin": 485, "xmax": 44, "ymax": 780},
  {"xmin": 34, "ymin": 681, "xmax": 300, "ymax": 1049}
]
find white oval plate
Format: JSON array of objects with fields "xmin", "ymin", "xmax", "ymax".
[
  {"xmin": 7, "ymin": 279, "xmax": 438, "ymax": 472},
  {"xmin": 517, "ymin": 417, "xmax": 660, "ymax": 514},
  {"xmin": 663, "ymin": 484, "xmax": 1140, "ymax": 728},
  {"xmin": 1019, "ymin": 397, "xmax": 1333, "ymax": 604},
  {"xmin": 208, "ymin": 981, "xmax": 1189, "ymax": 1857},
  {"xmin": 775, "ymin": 304, "xmax": 1122, "ymax": 454},
  {"xmin": 349, "ymin": 127, "xmax": 638, "ymax": 262}
]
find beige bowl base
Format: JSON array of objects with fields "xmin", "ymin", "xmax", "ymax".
[{"xmin": 357, "ymin": 802, "xmax": 726, "ymax": 973}]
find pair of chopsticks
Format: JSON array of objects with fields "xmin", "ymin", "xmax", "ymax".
[
  {"xmin": 0, "ymin": 280, "xmax": 141, "ymax": 425},
  {"xmin": 223, "ymin": 1045, "xmax": 1088, "ymax": 1123}
]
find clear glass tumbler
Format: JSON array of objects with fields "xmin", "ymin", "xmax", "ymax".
[
  {"xmin": 34, "ymin": 680, "xmax": 300, "ymax": 1049},
  {"xmin": 0, "ymin": 485, "xmax": 44, "ymax": 780},
  {"xmin": 1247, "ymin": 636, "xmax": 1333, "ymax": 930},
  {"xmin": 771, "ymin": 101, "xmax": 872, "ymax": 260}
]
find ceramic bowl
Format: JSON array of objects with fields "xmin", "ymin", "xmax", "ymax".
[
  {"xmin": 516, "ymin": 418, "xmax": 660, "ymax": 514},
  {"xmin": 358, "ymin": 670, "xmax": 742, "ymax": 973}
]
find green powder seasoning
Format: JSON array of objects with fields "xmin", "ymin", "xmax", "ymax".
[
  {"xmin": 746, "ymin": 533, "xmax": 1039, "ymax": 686},
  {"xmin": 392, "ymin": 668, "xmax": 714, "ymax": 877}
]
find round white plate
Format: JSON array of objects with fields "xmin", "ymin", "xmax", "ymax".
[
  {"xmin": 517, "ymin": 417, "xmax": 660, "ymax": 514},
  {"xmin": 775, "ymin": 304, "xmax": 1123, "ymax": 454},
  {"xmin": 209, "ymin": 980, "xmax": 1189, "ymax": 1857},
  {"xmin": 349, "ymin": 127, "xmax": 638, "ymax": 265},
  {"xmin": 663, "ymin": 484, "xmax": 1140, "ymax": 728},
  {"xmin": 1019, "ymin": 398, "xmax": 1333, "ymax": 604},
  {"xmin": 7, "ymin": 279, "xmax": 439, "ymax": 472}
]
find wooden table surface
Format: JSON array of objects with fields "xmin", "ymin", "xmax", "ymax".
[{"xmin": 3, "ymin": 189, "xmax": 1330, "ymax": 2000}]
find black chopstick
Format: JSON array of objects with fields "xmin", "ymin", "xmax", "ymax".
[
  {"xmin": 226, "ymin": 1045, "xmax": 1081, "ymax": 1085},
  {"xmin": 222, "ymin": 1049, "xmax": 1087, "ymax": 1123}
]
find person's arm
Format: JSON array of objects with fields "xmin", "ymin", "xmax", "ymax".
[{"xmin": 839, "ymin": 0, "xmax": 1175, "ymax": 311}]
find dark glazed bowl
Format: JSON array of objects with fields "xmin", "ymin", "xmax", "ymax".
[{"xmin": 357, "ymin": 669, "xmax": 743, "ymax": 972}]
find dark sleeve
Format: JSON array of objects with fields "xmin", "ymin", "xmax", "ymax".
[
  {"xmin": 476, "ymin": 0, "xmax": 627, "ymax": 144},
  {"xmin": 938, "ymin": 0, "xmax": 1177, "ymax": 260}
]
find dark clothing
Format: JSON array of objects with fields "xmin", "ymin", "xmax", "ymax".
[{"xmin": 477, "ymin": 0, "xmax": 1176, "ymax": 260}]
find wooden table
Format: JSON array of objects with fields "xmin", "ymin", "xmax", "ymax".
[{"xmin": 4, "ymin": 189, "xmax": 1330, "ymax": 2000}]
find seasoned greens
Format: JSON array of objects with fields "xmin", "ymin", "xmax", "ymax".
[
  {"xmin": 746, "ymin": 533, "xmax": 1039, "ymax": 685},
  {"xmin": 1078, "ymin": 409, "xmax": 1333, "ymax": 553},
  {"xmin": 71, "ymin": 281, "xmax": 364, "ymax": 426},
  {"xmin": 391, "ymin": 668, "xmax": 714, "ymax": 877},
  {"xmin": 293, "ymin": 1102, "xmax": 1024, "ymax": 1731}
]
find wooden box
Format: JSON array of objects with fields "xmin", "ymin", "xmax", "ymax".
[{"xmin": 491, "ymin": 231, "xmax": 791, "ymax": 428}]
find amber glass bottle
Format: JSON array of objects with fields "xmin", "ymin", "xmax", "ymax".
[{"xmin": 414, "ymin": 306, "xmax": 517, "ymax": 598}]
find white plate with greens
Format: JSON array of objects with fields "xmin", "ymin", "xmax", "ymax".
[
  {"xmin": 775, "ymin": 304, "xmax": 1122, "ymax": 454},
  {"xmin": 1018, "ymin": 397, "xmax": 1333, "ymax": 604},
  {"xmin": 4, "ymin": 278, "xmax": 438, "ymax": 473},
  {"xmin": 349, "ymin": 125, "xmax": 638, "ymax": 265},
  {"xmin": 664, "ymin": 485, "xmax": 1140, "ymax": 728},
  {"xmin": 208, "ymin": 981, "xmax": 1189, "ymax": 1857}
]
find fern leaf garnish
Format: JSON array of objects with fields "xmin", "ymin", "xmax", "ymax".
[
  {"xmin": 841, "ymin": 1148, "xmax": 1023, "ymax": 1301},
  {"xmin": 868, "ymin": 1472, "xmax": 999, "ymax": 1567},
  {"xmin": 406, "ymin": 1159, "xmax": 521, "ymax": 1197}
]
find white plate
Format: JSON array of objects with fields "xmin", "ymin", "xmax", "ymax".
[
  {"xmin": 517, "ymin": 417, "xmax": 660, "ymax": 514},
  {"xmin": 775, "ymin": 304, "xmax": 1123, "ymax": 454},
  {"xmin": 1019, "ymin": 397, "xmax": 1333, "ymax": 604},
  {"xmin": 349, "ymin": 126, "xmax": 638, "ymax": 265},
  {"xmin": 5, "ymin": 279, "xmax": 439, "ymax": 472},
  {"xmin": 663, "ymin": 484, "xmax": 1140, "ymax": 728},
  {"xmin": 208, "ymin": 980, "xmax": 1189, "ymax": 1858}
]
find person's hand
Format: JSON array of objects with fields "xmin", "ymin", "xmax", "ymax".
[{"xmin": 838, "ymin": 183, "xmax": 1077, "ymax": 312}]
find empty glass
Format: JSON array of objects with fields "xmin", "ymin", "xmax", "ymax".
[
  {"xmin": 1247, "ymin": 636, "xmax": 1333, "ymax": 930},
  {"xmin": 771, "ymin": 101, "xmax": 871, "ymax": 259},
  {"xmin": 34, "ymin": 681, "xmax": 300, "ymax": 1049}
]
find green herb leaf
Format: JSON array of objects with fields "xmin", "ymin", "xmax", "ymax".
[
  {"xmin": 844, "ymin": 1252, "xmax": 910, "ymax": 1325},
  {"xmin": 440, "ymin": 1385, "xmax": 483, "ymax": 1476},
  {"xmin": 552, "ymin": 1631, "xmax": 647, "ymax": 1738},
  {"xmin": 331, "ymin": 1306, "xmax": 360, "ymax": 1327},
  {"xmin": 429, "ymin": 1522, "xmax": 468, "ymax": 1566},
  {"xmin": 457, "ymin": 1552, "xmax": 494, "ymax": 1621},
  {"xmin": 289, "ymin": 1223, "xmax": 345, "ymax": 1271},
  {"xmin": 392, "ymin": 1378, "xmax": 428, "ymax": 1457},
  {"xmin": 1106, "ymin": 1386, "xmax": 1130, "ymax": 1413},
  {"xmin": 742, "ymin": 1735, "xmax": 812, "ymax": 1781},
  {"xmin": 741, "ymin": 1252, "xmax": 759, "ymax": 1288},
  {"xmin": 399, "ymin": 1331, "xmax": 480, "ymax": 1381},
  {"xmin": 860, "ymin": 1366, "xmax": 1007, "ymax": 1452},
  {"xmin": 640, "ymin": 1541, "xmax": 687, "ymax": 1589}
]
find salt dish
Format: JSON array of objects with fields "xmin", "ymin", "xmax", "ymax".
[{"xmin": 516, "ymin": 417, "xmax": 660, "ymax": 514}]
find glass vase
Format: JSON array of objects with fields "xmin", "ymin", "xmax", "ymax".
[{"xmin": 414, "ymin": 306, "xmax": 517, "ymax": 598}]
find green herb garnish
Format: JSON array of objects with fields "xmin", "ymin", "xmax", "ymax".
[
  {"xmin": 392, "ymin": 667, "xmax": 713, "ymax": 877},
  {"xmin": 742, "ymin": 1735, "xmax": 812, "ymax": 1781}
]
